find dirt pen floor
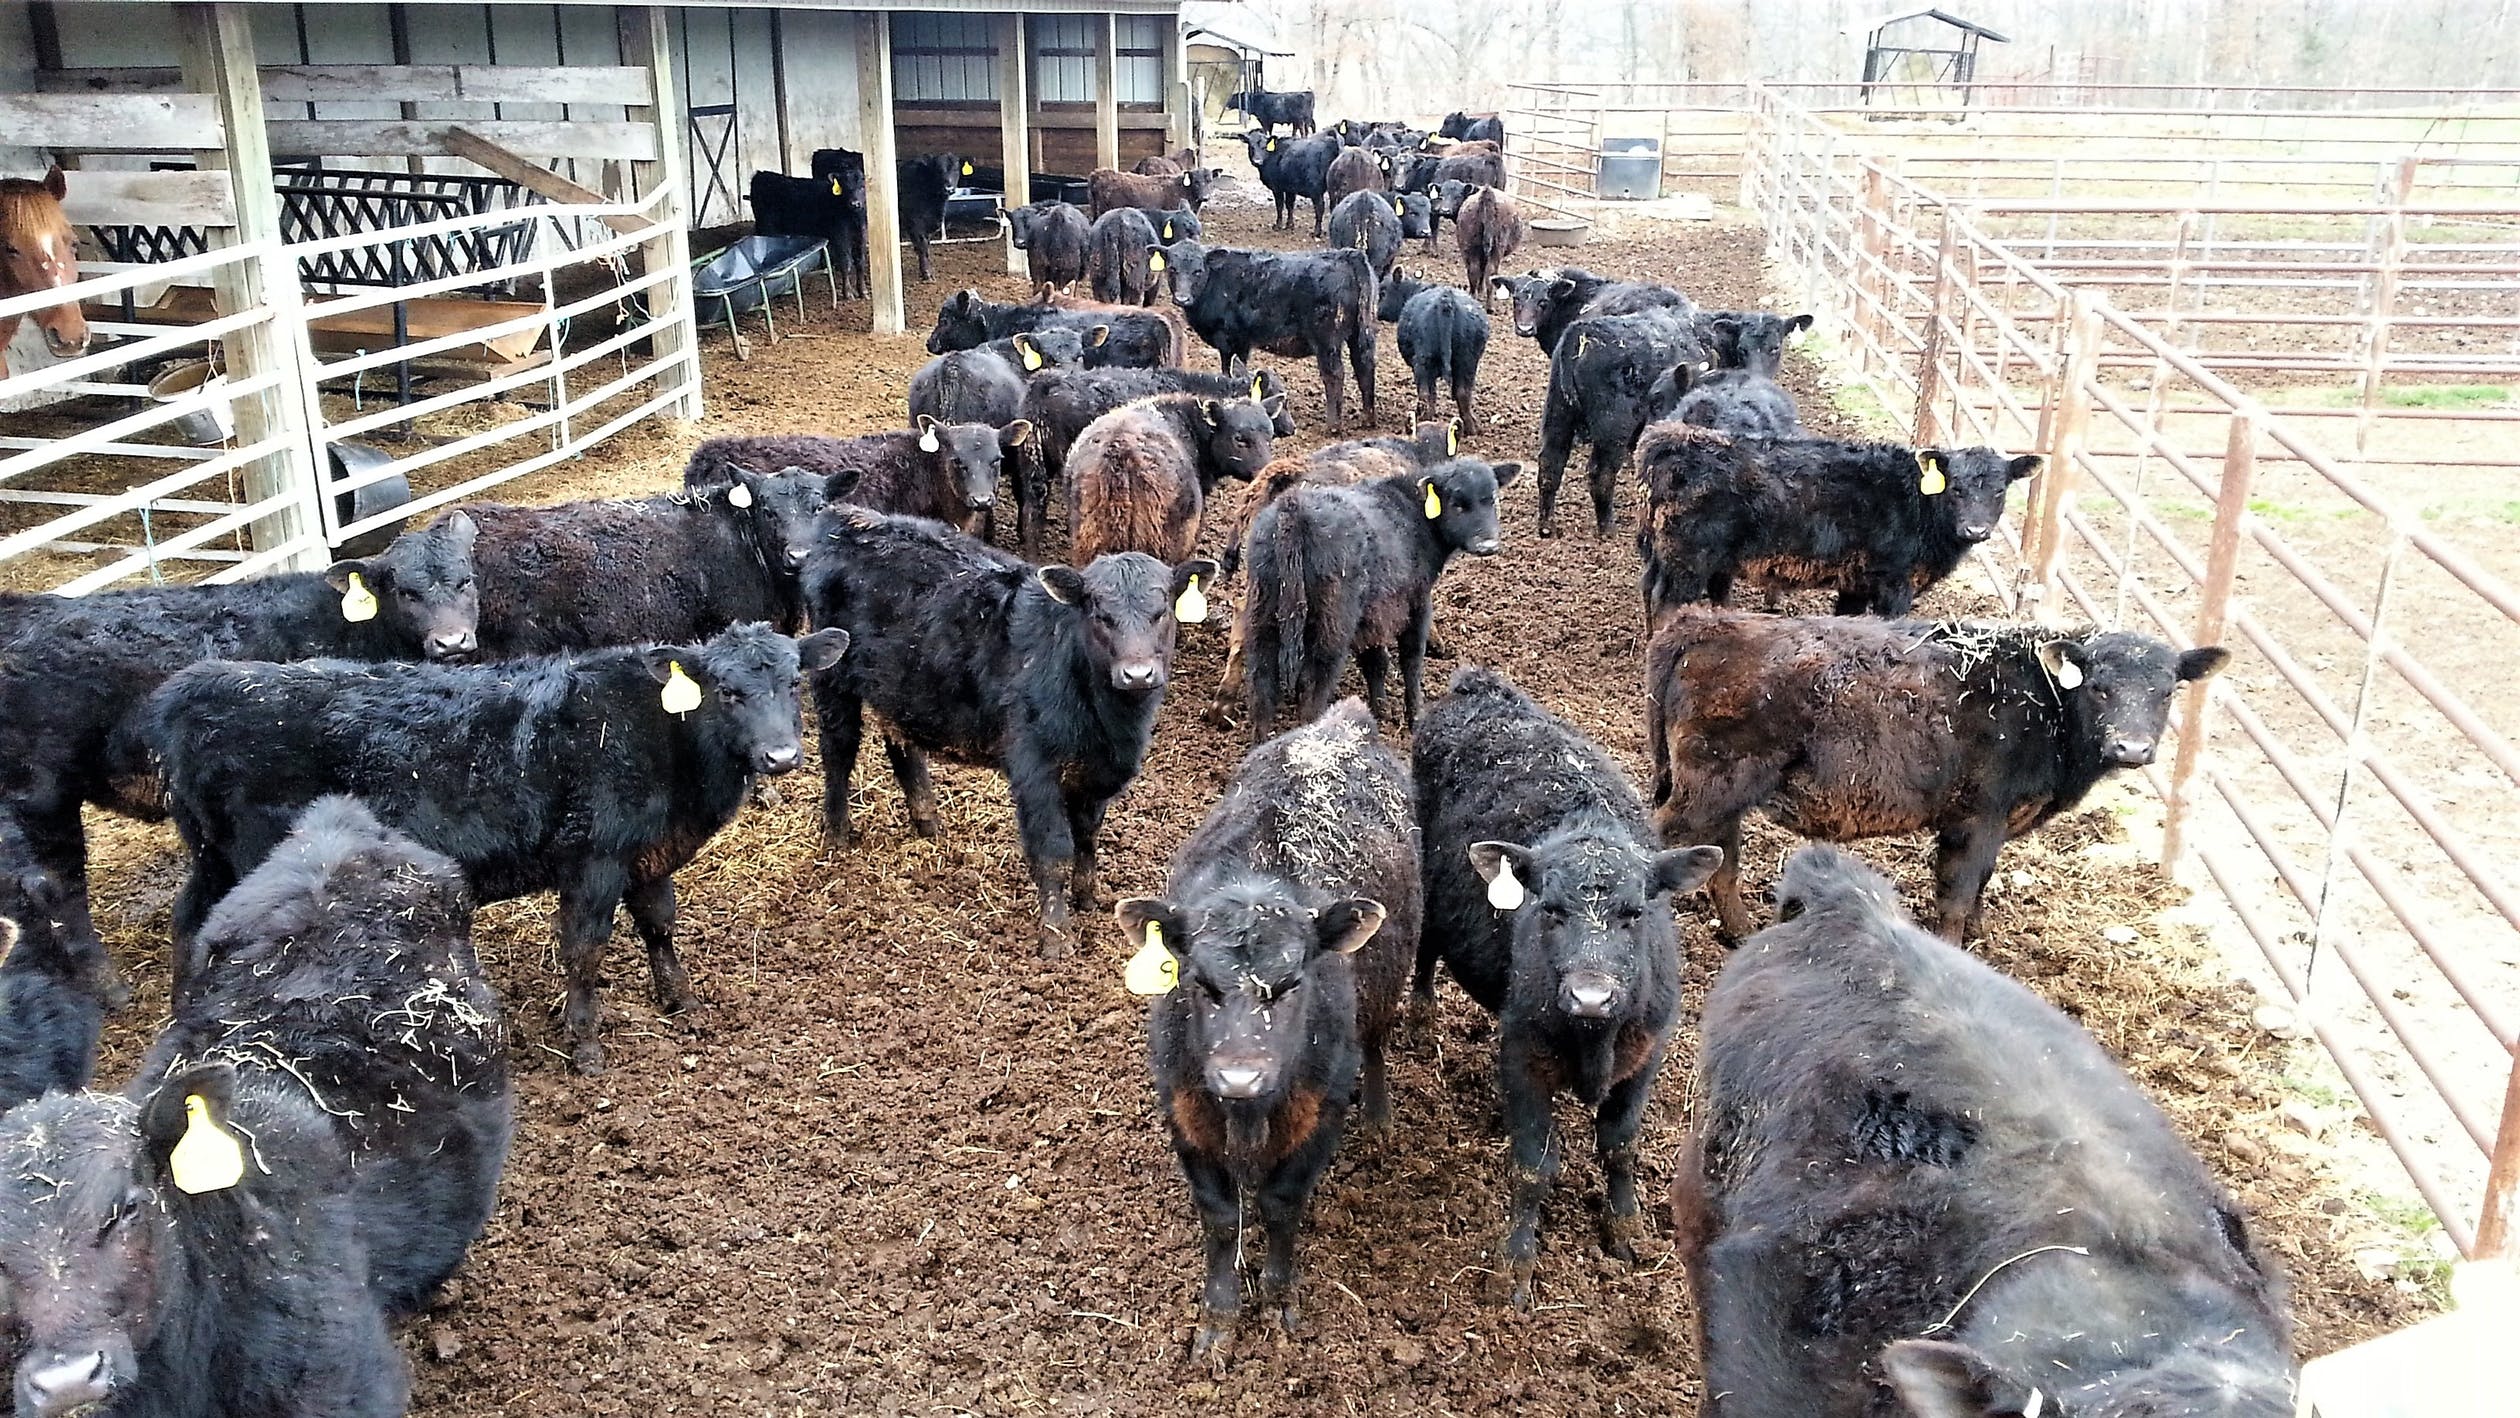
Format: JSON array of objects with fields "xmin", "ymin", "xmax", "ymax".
[{"xmin": 74, "ymin": 184, "xmax": 2437, "ymax": 1414}]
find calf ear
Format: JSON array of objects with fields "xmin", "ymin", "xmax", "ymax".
[
  {"xmin": 1037, "ymin": 565, "xmax": 1090, "ymax": 606},
  {"xmin": 1489, "ymin": 460, "xmax": 1525, "ymax": 490},
  {"xmin": 1467, "ymin": 841, "xmax": 1534, "ymax": 886},
  {"xmin": 440, "ymin": 509, "xmax": 479, "ymax": 546},
  {"xmin": 1115, "ymin": 897, "xmax": 1184, "ymax": 953},
  {"xmin": 1787, "ymin": 313, "xmax": 1815, "ymax": 335},
  {"xmin": 641, "ymin": 645, "xmax": 695, "ymax": 686},
  {"xmin": 1315, "ymin": 898, "xmax": 1388, "ymax": 956},
  {"xmin": 1201, "ymin": 399, "xmax": 1225, "ymax": 427},
  {"xmin": 2036, "ymin": 639, "xmax": 2087, "ymax": 690},
  {"xmin": 2003, "ymin": 453, "xmax": 2044, "ymax": 482},
  {"xmin": 1882, "ymin": 1339, "xmax": 2041, "ymax": 1418},
  {"xmin": 2178, "ymin": 646, "xmax": 2232, "ymax": 682},
  {"xmin": 1170, "ymin": 557, "xmax": 1220, "ymax": 602},
  {"xmin": 795, "ymin": 628, "xmax": 850, "ymax": 673},
  {"xmin": 1262, "ymin": 393, "xmax": 1288, "ymax": 418},
  {"xmin": 1651, "ymin": 846, "xmax": 1724, "ymax": 897},
  {"xmin": 1089, "ymin": 324, "xmax": 1111, "ymax": 347},
  {"xmin": 322, "ymin": 558, "xmax": 372, "ymax": 594},
  {"xmin": 45, "ymin": 164, "xmax": 70, "ymax": 200},
  {"xmin": 1000, "ymin": 418, "xmax": 1036, "ymax": 449},
  {"xmin": 1548, "ymin": 277, "xmax": 1579, "ymax": 300},
  {"xmin": 138, "ymin": 1062, "xmax": 251, "ymax": 1197}
]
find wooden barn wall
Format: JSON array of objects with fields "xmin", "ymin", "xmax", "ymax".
[{"xmin": 670, "ymin": 5, "xmax": 861, "ymax": 228}]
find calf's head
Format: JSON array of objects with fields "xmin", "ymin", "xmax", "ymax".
[
  {"xmin": 914, "ymin": 416, "xmax": 1009, "ymax": 512},
  {"xmin": 925, "ymin": 289, "xmax": 993, "ymax": 354},
  {"xmin": 1008, "ymin": 327, "xmax": 1085, "ymax": 372},
  {"xmin": 1643, "ymin": 357, "xmax": 1711, "ymax": 424},
  {"xmin": 1430, "ymin": 177, "xmax": 1473, "ymax": 217},
  {"xmin": 1119, "ymin": 885, "xmax": 1385, "ymax": 1102},
  {"xmin": 1497, "ymin": 268, "xmax": 1577, "ymax": 337},
  {"xmin": 1240, "ymin": 130, "xmax": 1278, "ymax": 169},
  {"xmin": 1155, "ymin": 241, "xmax": 1211, "ymax": 306},
  {"xmin": 715, "ymin": 465, "xmax": 828, "ymax": 575},
  {"xmin": 1916, "ymin": 446, "xmax": 2042, "ymax": 545},
  {"xmin": 1417, "ymin": 456, "xmax": 1523, "ymax": 558},
  {"xmin": 340, "ymin": 510, "xmax": 478, "ymax": 661},
  {"xmin": 1470, "ymin": 833, "xmax": 1718, "ymax": 1019},
  {"xmin": 1699, "ymin": 310, "xmax": 1812, "ymax": 377},
  {"xmin": 1194, "ymin": 398, "xmax": 1279, "ymax": 483},
  {"xmin": 646, "ymin": 622, "xmax": 850, "ymax": 776},
  {"xmin": 1037, "ymin": 552, "xmax": 1218, "ymax": 696},
  {"xmin": 2040, "ymin": 632, "xmax": 2229, "ymax": 769},
  {"xmin": 1395, "ymin": 191, "xmax": 1433, "ymax": 238},
  {"xmin": 0, "ymin": 1066, "xmax": 273, "ymax": 1418},
  {"xmin": 1883, "ymin": 1336, "xmax": 2294, "ymax": 1418},
  {"xmin": 1235, "ymin": 364, "xmax": 1299, "ymax": 437}
]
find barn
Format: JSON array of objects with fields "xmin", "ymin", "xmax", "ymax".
[{"xmin": 0, "ymin": 0, "xmax": 1203, "ymax": 595}]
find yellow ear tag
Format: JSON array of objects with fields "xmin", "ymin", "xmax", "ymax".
[
  {"xmin": 1150, "ymin": 251, "xmax": 1167, "ymax": 272},
  {"xmin": 1917, "ymin": 453, "xmax": 1947, "ymax": 496},
  {"xmin": 169, "ymin": 1094, "xmax": 245, "ymax": 1195},
  {"xmin": 727, "ymin": 481, "xmax": 754, "ymax": 509},
  {"xmin": 1576, "ymin": 333, "xmax": 1590, "ymax": 358},
  {"xmin": 1124, "ymin": 923, "xmax": 1179, "ymax": 996},
  {"xmin": 1446, "ymin": 422, "xmax": 1460, "ymax": 456},
  {"xmin": 919, "ymin": 426, "xmax": 941, "ymax": 453},
  {"xmin": 1020, "ymin": 340, "xmax": 1043, "ymax": 372},
  {"xmin": 1266, "ymin": 138, "xmax": 1278, "ymax": 152},
  {"xmin": 1162, "ymin": 220, "xmax": 1174, "ymax": 240},
  {"xmin": 339, "ymin": 572, "xmax": 379, "ymax": 623},
  {"xmin": 1249, "ymin": 375, "xmax": 1265, "ymax": 402},
  {"xmin": 1487, "ymin": 859, "xmax": 1527, "ymax": 911},
  {"xmin": 2053, "ymin": 656, "xmax": 2084, "ymax": 690},
  {"xmin": 660, "ymin": 660, "xmax": 703, "ymax": 715},
  {"xmin": 1174, "ymin": 574, "xmax": 1208, "ymax": 624},
  {"xmin": 1423, "ymin": 483, "xmax": 1443, "ymax": 520},
  {"xmin": 961, "ymin": 161, "xmax": 974, "ymax": 176},
  {"xmin": 829, "ymin": 177, "xmax": 844, "ymax": 195}
]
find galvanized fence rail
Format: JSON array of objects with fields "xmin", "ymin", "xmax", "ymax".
[{"xmin": 1747, "ymin": 83, "xmax": 2520, "ymax": 1257}]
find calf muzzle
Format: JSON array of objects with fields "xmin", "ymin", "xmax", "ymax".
[
  {"xmin": 1558, "ymin": 969, "xmax": 1624, "ymax": 1020},
  {"xmin": 17, "ymin": 1343, "xmax": 123, "ymax": 1417},
  {"xmin": 1111, "ymin": 659, "xmax": 1166, "ymax": 693}
]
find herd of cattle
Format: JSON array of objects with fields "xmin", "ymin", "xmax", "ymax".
[{"xmin": 0, "ymin": 110, "xmax": 2295, "ymax": 1417}]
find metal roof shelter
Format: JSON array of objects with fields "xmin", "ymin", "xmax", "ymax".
[{"xmin": 1855, "ymin": 7, "xmax": 2011, "ymax": 107}]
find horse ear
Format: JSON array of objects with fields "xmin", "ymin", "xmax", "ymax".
[{"xmin": 43, "ymin": 165, "xmax": 68, "ymax": 200}]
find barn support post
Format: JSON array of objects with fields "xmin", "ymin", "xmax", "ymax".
[
  {"xmin": 856, "ymin": 11, "xmax": 906, "ymax": 336},
  {"xmin": 1160, "ymin": 17, "xmax": 1187, "ymax": 153},
  {"xmin": 622, "ymin": 5, "xmax": 702, "ymax": 417},
  {"xmin": 1093, "ymin": 13, "xmax": 1120, "ymax": 173},
  {"xmin": 997, "ymin": 13, "xmax": 1031, "ymax": 279},
  {"xmin": 178, "ymin": 1, "xmax": 323, "ymax": 569},
  {"xmin": 2161, "ymin": 409, "xmax": 2256, "ymax": 867},
  {"xmin": 2480, "ymin": 1049, "xmax": 2520, "ymax": 1258}
]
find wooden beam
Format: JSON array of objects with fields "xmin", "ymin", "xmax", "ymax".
[
  {"xmin": 622, "ymin": 6, "xmax": 702, "ymax": 419},
  {"xmin": 40, "ymin": 63, "xmax": 655, "ymax": 106},
  {"xmin": 857, "ymin": 12, "xmax": 906, "ymax": 337},
  {"xmin": 1093, "ymin": 13, "xmax": 1120, "ymax": 173},
  {"xmin": 442, "ymin": 127, "xmax": 645, "ymax": 234},
  {"xmin": 179, "ymin": 1, "xmax": 322, "ymax": 570},
  {"xmin": 265, "ymin": 118, "xmax": 660, "ymax": 161},
  {"xmin": 996, "ymin": 13, "xmax": 1031, "ymax": 278},
  {"xmin": 0, "ymin": 92, "xmax": 222, "ymax": 150},
  {"xmin": 56, "ymin": 169, "xmax": 237, "ymax": 230},
  {"xmin": 1160, "ymin": 16, "xmax": 1186, "ymax": 152}
]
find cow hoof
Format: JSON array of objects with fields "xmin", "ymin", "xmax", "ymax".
[
  {"xmin": 1202, "ymin": 703, "xmax": 1241, "ymax": 732},
  {"xmin": 1274, "ymin": 1299, "xmax": 1303, "ymax": 1337},
  {"xmin": 1036, "ymin": 926, "xmax": 1074, "ymax": 961},
  {"xmin": 1600, "ymin": 1210, "xmax": 1644, "ymax": 1264},
  {"xmin": 1494, "ymin": 1259, "xmax": 1537, "ymax": 1312},
  {"xmin": 908, "ymin": 814, "xmax": 943, "ymax": 839},
  {"xmin": 1537, "ymin": 521, "xmax": 1560, "ymax": 539},
  {"xmin": 570, "ymin": 1041, "xmax": 606, "ymax": 1076},
  {"xmin": 1189, "ymin": 1320, "xmax": 1235, "ymax": 1373}
]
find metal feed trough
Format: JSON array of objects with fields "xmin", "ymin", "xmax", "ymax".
[{"xmin": 691, "ymin": 236, "xmax": 839, "ymax": 359}]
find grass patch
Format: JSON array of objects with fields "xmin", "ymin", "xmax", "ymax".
[{"xmin": 2320, "ymin": 384, "xmax": 2510, "ymax": 410}]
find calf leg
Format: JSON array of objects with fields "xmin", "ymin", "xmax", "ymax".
[
  {"xmin": 1451, "ymin": 367, "xmax": 1479, "ymax": 435},
  {"xmin": 1178, "ymin": 1147, "xmax": 1244, "ymax": 1371},
  {"xmin": 1585, "ymin": 439, "xmax": 1624, "ymax": 539},
  {"xmin": 813, "ymin": 681, "xmax": 867, "ymax": 845},
  {"xmin": 1398, "ymin": 593, "xmax": 1434, "ymax": 726},
  {"xmin": 1206, "ymin": 618, "xmax": 1249, "ymax": 729},
  {"xmin": 1007, "ymin": 747, "xmax": 1080, "ymax": 956},
  {"xmin": 169, "ymin": 849, "xmax": 240, "ymax": 992},
  {"xmin": 882, "ymin": 735, "xmax": 942, "ymax": 837},
  {"xmin": 1255, "ymin": 1107, "xmax": 1344, "ymax": 1335},
  {"xmin": 1414, "ymin": 365, "xmax": 1439, "ymax": 428},
  {"xmin": 1350, "ymin": 323, "xmax": 1377, "ymax": 424},
  {"xmin": 1933, "ymin": 815, "xmax": 2009, "ymax": 941},
  {"xmin": 556, "ymin": 859, "xmax": 632, "ymax": 1074},
  {"xmin": 1354, "ymin": 644, "xmax": 1393, "ymax": 721},
  {"xmin": 1497, "ymin": 1033, "xmax": 1560, "ymax": 1311},
  {"xmin": 1313, "ymin": 344, "xmax": 1348, "ymax": 432},
  {"xmin": 1534, "ymin": 413, "xmax": 1577, "ymax": 538},
  {"xmin": 1066, "ymin": 793, "xmax": 1111, "ymax": 914},
  {"xmin": 624, "ymin": 874, "xmax": 696, "ymax": 1014},
  {"xmin": 1656, "ymin": 800, "xmax": 1755, "ymax": 940},
  {"xmin": 1594, "ymin": 1040, "xmax": 1670, "ymax": 1263}
]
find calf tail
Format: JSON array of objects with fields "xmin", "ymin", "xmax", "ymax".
[
  {"xmin": 1253, "ymin": 506, "xmax": 1310, "ymax": 709},
  {"xmin": 1643, "ymin": 639, "xmax": 1676, "ymax": 809}
]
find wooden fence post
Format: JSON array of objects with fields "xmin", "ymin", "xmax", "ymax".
[
  {"xmin": 1856, "ymin": 162, "xmax": 1890, "ymax": 381},
  {"xmin": 997, "ymin": 14, "xmax": 1031, "ymax": 278},
  {"xmin": 2162, "ymin": 409, "xmax": 2257, "ymax": 866},
  {"xmin": 855, "ymin": 12, "xmax": 906, "ymax": 336},
  {"xmin": 2480, "ymin": 1048, "xmax": 2520, "ymax": 1258},
  {"xmin": 1910, "ymin": 215, "xmax": 1959, "ymax": 447},
  {"xmin": 2027, "ymin": 291, "xmax": 2102, "ymax": 613},
  {"xmin": 622, "ymin": 5, "xmax": 701, "ymax": 413}
]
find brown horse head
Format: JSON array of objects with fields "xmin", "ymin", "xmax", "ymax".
[{"xmin": 1, "ymin": 167, "xmax": 91, "ymax": 371}]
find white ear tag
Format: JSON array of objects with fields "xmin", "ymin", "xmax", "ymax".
[
  {"xmin": 1487, "ymin": 859, "xmax": 1527, "ymax": 911},
  {"xmin": 660, "ymin": 660, "xmax": 703, "ymax": 714},
  {"xmin": 2022, "ymin": 1389, "xmax": 2045, "ymax": 1418},
  {"xmin": 919, "ymin": 426, "xmax": 941, "ymax": 453},
  {"xmin": 1124, "ymin": 921, "xmax": 1179, "ymax": 996},
  {"xmin": 2054, "ymin": 657, "xmax": 2083, "ymax": 690},
  {"xmin": 1174, "ymin": 574, "xmax": 1208, "ymax": 624},
  {"xmin": 339, "ymin": 572, "xmax": 379, "ymax": 623},
  {"xmin": 727, "ymin": 482, "xmax": 754, "ymax": 509},
  {"xmin": 169, "ymin": 1094, "xmax": 245, "ymax": 1195}
]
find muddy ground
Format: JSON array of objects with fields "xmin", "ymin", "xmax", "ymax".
[{"xmin": 69, "ymin": 177, "xmax": 2433, "ymax": 1415}]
